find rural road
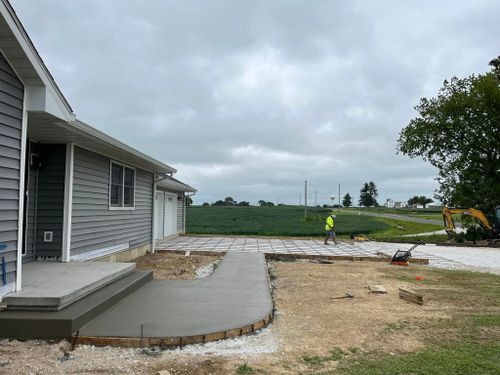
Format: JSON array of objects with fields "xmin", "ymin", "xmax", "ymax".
[{"xmin": 352, "ymin": 210, "xmax": 447, "ymax": 226}]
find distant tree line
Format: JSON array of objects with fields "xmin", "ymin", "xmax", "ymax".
[
  {"xmin": 199, "ymin": 197, "xmax": 287, "ymax": 207},
  {"xmin": 203, "ymin": 197, "xmax": 250, "ymax": 206}
]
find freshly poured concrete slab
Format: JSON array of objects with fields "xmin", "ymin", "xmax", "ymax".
[
  {"xmin": 0, "ymin": 270, "xmax": 152, "ymax": 339},
  {"xmin": 79, "ymin": 252, "xmax": 273, "ymax": 338},
  {"xmin": 4, "ymin": 262, "xmax": 135, "ymax": 310}
]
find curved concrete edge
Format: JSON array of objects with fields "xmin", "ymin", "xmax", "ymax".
[
  {"xmin": 75, "ymin": 252, "xmax": 274, "ymax": 347},
  {"xmin": 76, "ymin": 312, "xmax": 274, "ymax": 348}
]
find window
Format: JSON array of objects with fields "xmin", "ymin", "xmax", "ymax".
[{"xmin": 110, "ymin": 161, "xmax": 135, "ymax": 209}]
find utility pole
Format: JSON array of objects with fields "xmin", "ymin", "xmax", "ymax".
[
  {"xmin": 314, "ymin": 191, "xmax": 317, "ymax": 206},
  {"xmin": 304, "ymin": 180, "xmax": 308, "ymax": 218},
  {"xmin": 338, "ymin": 183, "xmax": 341, "ymax": 208},
  {"xmin": 299, "ymin": 194, "xmax": 301, "ymax": 206}
]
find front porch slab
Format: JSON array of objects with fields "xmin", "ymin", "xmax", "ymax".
[{"xmin": 4, "ymin": 262, "xmax": 135, "ymax": 310}]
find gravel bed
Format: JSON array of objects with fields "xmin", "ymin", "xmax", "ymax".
[
  {"xmin": 195, "ymin": 261, "xmax": 219, "ymax": 278},
  {"xmin": 165, "ymin": 326, "xmax": 279, "ymax": 357},
  {"xmin": 414, "ymin": 244, "xmax": 500, "ymax": 274}
]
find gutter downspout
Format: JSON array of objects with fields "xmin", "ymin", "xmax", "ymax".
[{"xmin": 151, "ymin": 173, "xmax": 172, "ymax": 254}]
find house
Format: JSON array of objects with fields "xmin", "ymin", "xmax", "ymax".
[
  {"xmin": 0, "ymin": 0, "xmax": 195, "ymax": 301},
  {"xmin": 409, "ymin": 204, "xmax": 425, "ymax": 209}
]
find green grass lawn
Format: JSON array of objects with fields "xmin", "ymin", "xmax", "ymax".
[
  {"xmin": 324, "ymin": 268, "xmax": 500, "ymax": 375},
  {"xmin": 186, "ymin": 206, "xmax": 442, "ymax": 238}
]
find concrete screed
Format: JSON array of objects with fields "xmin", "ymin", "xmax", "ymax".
[
  {"xmin": 156, "ymin": 236, "xmax": 500, "ymax": 274},
  {"xmin": 79, "ymin": 251, "xmax": 273, "ymax": 338}
]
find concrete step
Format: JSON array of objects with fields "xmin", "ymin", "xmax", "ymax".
[
  {"xmin": 0, "ymin": 270, "xmax": 153, "ymax": 340},
  {"xmin": 4, "ymin": 262, "xmax": 136, "ymax": 311}
]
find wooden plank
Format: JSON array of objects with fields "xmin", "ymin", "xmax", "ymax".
[
  {"xmin": 369, "ymin": 285, "xmax": 387, "ymax": 294},
  {"xmin": 156, "ymin": 250, "xmax": 430, "ymax": 265},
  {"xmin": 399, "ymin": 288, "xmax": 423, "ymax": 305},
  {"xmin": 76, "ymin": 313, "xmax": 273, "ymax": 348}
]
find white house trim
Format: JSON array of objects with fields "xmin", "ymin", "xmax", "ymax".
[
  {"xmin": 15, "ymin": 90, "xmax": 29, "ymax": 291},
  {"xmin": 71, "ymin": 242, "xmax": 129, "ymax": 262},
  {"xmin": 0, "ymin": 0, "xmax": 74, "ymax": 122},
  {"xmin": 108, "ymin": 160, "xmax": 136, "ymax": 211},
  {"xmin": 61, "ymin": 142, "xmax": 74, "ymax": 263}
]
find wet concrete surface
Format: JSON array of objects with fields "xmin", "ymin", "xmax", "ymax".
[
  {"xmin": 4, "ymin": 262, "xmax": 135, "ymax": 310},
  {"xmin": 79, "ymin": 252, "xmax": 272, "ymax": 338}
]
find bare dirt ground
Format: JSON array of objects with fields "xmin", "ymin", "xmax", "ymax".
[
  {"xmin": 134, "ymin": 252, "xmax": 221, "ymax": 279},
  {"xmin": 1, "ymin": 255, "xmax": 495, "ymax": 374}
]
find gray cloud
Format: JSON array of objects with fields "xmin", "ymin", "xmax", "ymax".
[{"xmin": 12, "ymin": 0, "xmax": 500, "ymax": 205}]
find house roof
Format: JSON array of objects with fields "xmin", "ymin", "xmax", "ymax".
[
  {"xmin": 0, "ymin": 0, "xmax": 74, "ymax": 121},
  {"xmin": 157, "ymin": 176, "xmax": 197, "ymax": 193},
  {"xmin": 27, "ymin": 112, "xmax": 177, "ymax": 174},
  {"xmin": 1, "ymin": 0, "xmax": 186, "ymax": 177}
]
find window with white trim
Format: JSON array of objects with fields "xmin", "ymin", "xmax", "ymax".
[{"xmin": 110, "ymin": 161, "xmax": 135, "ymax": 208}]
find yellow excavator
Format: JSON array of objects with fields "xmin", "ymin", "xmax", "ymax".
[{"xmin": 442, "ymin": 206, "xmax": 500, "ymax": 245}]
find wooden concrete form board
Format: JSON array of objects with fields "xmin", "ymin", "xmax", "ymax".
[
  {"xmin": 77, "ymin": 252, "xmax": 273, "ymax": 347},
  {"xmin": 399, "ymin": 288, "xmax": 424, "ymax": 305},
  {"xmin": 77, "ymin": 314, "xmax": 273, "ymax": 348}
]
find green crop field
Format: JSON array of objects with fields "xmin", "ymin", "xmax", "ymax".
[{"xmin": 186, "ymin": 206, "xmax": 442, "ymax": 238}]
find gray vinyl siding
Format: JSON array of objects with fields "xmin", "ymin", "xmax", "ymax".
[
  {"xmin": 176, "ymin": 194, "xmax": 184, "ymax": 233},
  {"xmin": 71, "ymin": 147, "xmax": 153, "ymax": 255},
  {"xmin": 34, "ymin": 144, "xmax": 66, "ymax": 259},
  {"xmin": 0, "ymin": 54, "xmax": 23, "ymax": 294}
]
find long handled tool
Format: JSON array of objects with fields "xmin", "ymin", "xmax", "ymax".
[
  {"xmin": 331, "ymin": 293, "xmax": 354, "ymax": 300},
  {"xmin": 390, "ymin": 242, "xmax": 422, "ymax": 266}
]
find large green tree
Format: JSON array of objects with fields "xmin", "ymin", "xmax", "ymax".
[
  {"xmin": 342, "ymin": 193, "xmax": 352, "ymax": 207},
  {"xmin": 398, "ymin": 57, "xmax": 500, "ymax": 213},
  {"xmin": 359, "ymin": 181, "xmax": 379, "ymax": 207}
]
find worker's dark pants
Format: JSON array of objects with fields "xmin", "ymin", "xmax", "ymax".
[{"xmin": 324, "ymin": 230, "xmax": 336, "ymax": 244}]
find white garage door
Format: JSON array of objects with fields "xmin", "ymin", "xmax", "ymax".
[
  {"xmin": 155, "ymin": 191, "xmax": 165, "ymax": 240},
  {"xmin": 163, "ymin": 193, "xmax": 177, "ymax": 236}
]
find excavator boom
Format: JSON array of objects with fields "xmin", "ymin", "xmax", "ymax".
[{"xmin": 443, "ymin": 206, "xmax": 500, "ymax": 244}]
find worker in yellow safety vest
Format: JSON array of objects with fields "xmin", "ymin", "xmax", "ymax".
[{"xmin": 324, "ymin": 214, "xmax": 337, "ymax": 245}]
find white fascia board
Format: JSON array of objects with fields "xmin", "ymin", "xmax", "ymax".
[
  {"xmin": 157, "ymin": 178, "xmax": 196, "ymax": 193},
  {"xmin": 0, "ymin": 0, "xmax": 75, "ymax": 122}
]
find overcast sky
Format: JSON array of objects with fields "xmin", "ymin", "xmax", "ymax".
[{"xmin": 11, "ymin": 0, "xmax": 500, "ymax": 206}]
